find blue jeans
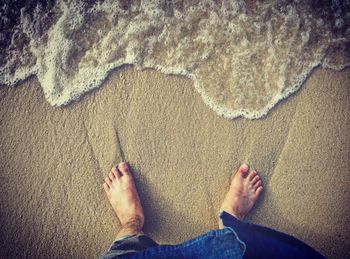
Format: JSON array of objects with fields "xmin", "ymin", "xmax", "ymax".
[{"xmin": 100, "ymin": 211, "xmax": 325, "ymax": 258}]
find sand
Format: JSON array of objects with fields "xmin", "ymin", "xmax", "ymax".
[{"xmin": 0, "ymin": 67, "xmax": 349, "ymax": 258}]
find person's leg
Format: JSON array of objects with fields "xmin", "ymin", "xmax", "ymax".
[
  {"xmin": 100, "ymin": 162, "xmax": 158, "ymax": 258},
  {"xmin": 219, "ymin": 164, "xmax": 325, "ymax": 259}
]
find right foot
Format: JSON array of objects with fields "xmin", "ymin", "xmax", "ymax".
[
  {"xmin": 220, "ymin": 164, "xmax": 263, "ymax": 221},
  {"xmin": 103, "ymin": 162, "xmax": 145, "ymax": 234}
]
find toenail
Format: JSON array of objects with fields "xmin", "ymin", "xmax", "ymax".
[
  {"xmin": 121, "ymin": 162, "xmax": 128, "ymax": 169},
  {"xmin": 241, "ymin": 164, "xmax": 249, "ymax": 171}
]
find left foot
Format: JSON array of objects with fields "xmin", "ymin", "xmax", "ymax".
[{"xmin": 103, "ymin": 162, "xmax": 144, "ymax": 235}]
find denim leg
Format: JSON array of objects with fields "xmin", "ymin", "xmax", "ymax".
[
  {"xmin": 113, "ymin": 228, "xmax": 246, "ymax": 259},
  {"xmin": 219, "ymin": 211, "xmax": 325, "ymax": 259},
  {"xmin": 100, "ymin": 234, "xmax": 159, "ymax": 259}
]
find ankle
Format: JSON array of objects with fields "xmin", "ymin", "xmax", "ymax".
[
  {"xmin": 116, "ymin": 216, "xmax": 144, "ymax": 238},
  {"xmin": 226, "ymin": 210, "xmax": 245, "ymax": 221},
  {"xmin": 221, "ymin": 208, "xmax": 245, "ymax": 221}
]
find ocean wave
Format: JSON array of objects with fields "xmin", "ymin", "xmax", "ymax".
[{"xmin": 1, "ymin": 0, "xmax": 349, "ymax": 119}]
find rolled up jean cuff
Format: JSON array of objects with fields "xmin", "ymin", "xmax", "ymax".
[
  {"xmin": 219, "ymin": 210, "xmax": 325, "ymax": 259},
  {"xmin": 100, "ymin": 234, "xmax": 158, "ymax": 259}
]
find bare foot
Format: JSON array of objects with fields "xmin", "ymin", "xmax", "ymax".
[
  {"xmin": 103, "ymin": 162, "xmax": 144, "ymax": 237},
  {"xmin": 220, "ymin": 164, "xmax": 263, "ymax": 223}
]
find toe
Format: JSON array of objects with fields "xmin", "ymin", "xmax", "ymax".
[
  {"xmin": 103, "ymin": 182, "xmax": 109, "ymax": 192},
  {"xmin": 118, "ymin": 162, "xmax": 131, "ymax": 176},
  {"xmin": 256, "ymin": 186, "xmax": 263, "ymax": 196},
  {"xmin": 109, "ymin": 172, "xmax": 115, "ymax": 181},
  {"xmin": 251, "ymin": 175, "xmax": 260, "ymax": 185},
  {"xmin": 112, "ymin": 166, "xmax": 121, "ymax": 179},
  {"xmin": 104, "ymin": 177, "xmax": 112, "ymax": 187},
  {"xmin": 237, "ymin": 163, "xmax": 249, "ymax": 177},
  {"xmin": 248, "ymin": 170, "xmax": 257, "ymax": 180},
  {"xmin": 253, "ymin": 180, "xmax": 262, "ymax": 189}
]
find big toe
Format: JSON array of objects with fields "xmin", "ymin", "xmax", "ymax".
[
  {"xmin": 237, "ymin": 163, "xmax": 249, "ymax": 177},
  {"xmin": 118, "ymin": 162, "xmax": 131, "ymax": 176}
]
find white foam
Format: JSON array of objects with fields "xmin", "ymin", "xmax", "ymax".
[{"xmin": 0, "ymin": 0, "xmax": 349, "ymax": 118}]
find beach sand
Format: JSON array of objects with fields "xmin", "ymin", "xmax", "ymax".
[{"xmin": 0, "ymin": 67, "xmax": 349, "ymax": 258}]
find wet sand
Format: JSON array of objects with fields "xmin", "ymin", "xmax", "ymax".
[{"xmin": 0, "ymin": 67, "xmax": 349, "ymax": 258}]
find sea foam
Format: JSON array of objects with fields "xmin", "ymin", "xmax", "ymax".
[{"xmin": 0, "ymin": 0, "xmax": 349, "ymax": 119}]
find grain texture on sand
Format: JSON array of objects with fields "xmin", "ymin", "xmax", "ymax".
[{"xmin": 0, "ymin": 67, "xmax": 349, "ymax": 258}]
